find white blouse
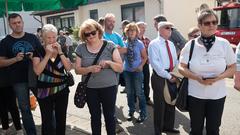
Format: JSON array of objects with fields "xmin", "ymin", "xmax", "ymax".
[{"xmin": 180, "ymin": 37, "xmax": 235, "ymax": 99}]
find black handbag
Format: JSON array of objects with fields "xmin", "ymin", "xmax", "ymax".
[
  {"xmin": 176, "ymin": 40, "xmax": 195, "ymax": 112},
  {"xmin": 74, "ymin": 41, "xmax": 107, "ymax": 108},
  {"xmin": 65, "ymin": 71, "xmax": 75, "ymax": 87}
]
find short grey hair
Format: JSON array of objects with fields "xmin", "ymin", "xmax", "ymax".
[
  {"xmin": 42, "ymin": 24, "xmax": 58, "ymax": 35},
  {"xmin": 136, "ymin": 21, "xmax": 147, "ymax": 26}
]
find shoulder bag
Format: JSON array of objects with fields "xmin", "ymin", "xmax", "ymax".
[
  {"xmin": 175, "ymin": 40, "xmax": 195, "ymax": 112},
  {"xmin": 74, "ymin": 41, "xmax": 107, "ymax": 108}
]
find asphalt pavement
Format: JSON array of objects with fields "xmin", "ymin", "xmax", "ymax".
[{"xmin": 1, "ymin": 72, "xmax": 240, "ymax": 135}]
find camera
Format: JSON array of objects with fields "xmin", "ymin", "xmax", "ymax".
[{"xmin": 24, "ymin": 53, "xmax": 31, "ymax": 59}]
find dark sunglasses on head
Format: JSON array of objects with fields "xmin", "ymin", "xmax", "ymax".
[
  {"xmin": 84, "ymin": 30, "xmax": 97, "ymax": 37},
  {"xmin": 202, "ymin": 20, "xmax": 218, "ymax": 26}
]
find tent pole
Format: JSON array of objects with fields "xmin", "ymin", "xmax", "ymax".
[
  {"xmin": 5, "ymin": 0, "xmax": 9, "ymax": 34},
  {"xmin": 3, "ymin": 16, "xmax": 7, "ymax": 35},
  {"xmin": 5, "ymin": 0, "xmax": 8, "ymax": 19}
]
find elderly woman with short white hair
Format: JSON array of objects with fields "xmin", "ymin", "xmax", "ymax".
[{"xmin": 32, "ymin": 24, "xmax": 72, "ymax": 135}]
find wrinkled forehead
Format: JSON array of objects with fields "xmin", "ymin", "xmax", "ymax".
[
  {"xmin": 105, "ymin": 16, "xmax": 115, "ymax": 22},
  {"xmin": 43, "ymin": 31, "xmax": 57, "ymax": 38}
]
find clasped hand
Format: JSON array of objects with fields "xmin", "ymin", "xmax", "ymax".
[{"xmin": 196, "ymin": 76, "xmax": 218, "ymax": 85}]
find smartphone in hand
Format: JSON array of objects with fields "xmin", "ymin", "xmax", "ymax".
[{"xmin": 202, "ymin": 77, "xmax": 216, "ymax": 80}]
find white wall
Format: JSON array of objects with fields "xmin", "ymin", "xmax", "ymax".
[
  {"xmin": 78, "ymin": 0, "xmax": 153, "ymax": 36},
  {"xmin": 0, "ymin": 11, "xmax": 41, "ymax": 36},
  {"xmin": 76, "ymin": 0, "xmax": 215, "ymax": 40},
  {"xmin": 164, "ymin": 0, "xmax": 216, "ymax": 38},
  {"xmin": 38, "ymin": 0, "xmax": 216, "ymax": 40}
]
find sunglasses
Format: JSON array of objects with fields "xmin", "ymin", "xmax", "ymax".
[
  {"xmin": 202, "ymin": 20, "xmax": 218, "ymax": 26},
  {"xmin": 190, "ymin": 34, "xmax": 200, "ymax": 38},
  {"xmin": 84, "ymin": 30, "xmax": 97, "ymax": 37},
  {"xmin": 164, "ymin": 27, "xmax": 172, "ymax": 30}
]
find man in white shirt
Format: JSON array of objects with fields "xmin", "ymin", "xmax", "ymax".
[{"xmin": 148, "ymin": 21, "xmax": 179, "ymax": 135}]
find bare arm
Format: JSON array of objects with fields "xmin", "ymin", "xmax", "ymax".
[
  {"xmin": 53, "ymin": 42, "xmax": 72, "ymax": 71},
  {"xmin": 33, "ymin": 44, "xmax": 54, "ymax": 75},
  {"xmin": 99, "ymin": 48, "xmax": 123, "ymax": 73},
  {"xmin": 179, "ymin": 63, "xmax": 236, "ymax": 85},
  {"xmin": 178, "ymin": 63, "xmax": 199, "ymax": 80},
  {"xmin": 75, "ymin": 56, "xmax": 102, "ymax": 75},
  {"xmin": 234, "ymin": 71, "xmax": 240, "ymax": 91},
  {"xmin": 134, "ymin": 48, "xmax": 147, "ymax": 72},
  {"xmin": 117, "ymin": 47, "xmax": 127, "ymax": 54},
  {"xmin": 59, "ymin": 54, "xmax": 72, "ymax": 71},
  {"xmin": 0, "ymin": 53, "xmax": 24, "ymax": 68},
  {"xmin": 32, "ymin": 54, "xmax": 51, "ymax": 76}
]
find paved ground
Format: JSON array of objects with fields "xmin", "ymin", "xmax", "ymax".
[{"xmin": 1, "ymin": 71, "xmax": 240, "ymax": 135}]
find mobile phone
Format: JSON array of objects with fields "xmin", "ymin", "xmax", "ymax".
[
  {"xmin": 24, "ymin": 52, "xmax": 31, "ymax": 59},
  {"xmin": 202, "ymin": 77, "xmax": 216, "ymax": 80}
]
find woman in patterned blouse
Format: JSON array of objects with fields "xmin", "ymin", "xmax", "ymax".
[{"xmin": 32, "ymin": 24, "xmax": 72, "ymax": 135}]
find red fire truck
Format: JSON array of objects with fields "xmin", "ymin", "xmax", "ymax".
[{"xmin": 213, "ymin": 1, "xmax": 240, "ymax": 48}]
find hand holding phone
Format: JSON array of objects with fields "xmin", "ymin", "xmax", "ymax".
[{"xmin": 202, "ymin": 77, "xmax": 216, "ymax": 80}]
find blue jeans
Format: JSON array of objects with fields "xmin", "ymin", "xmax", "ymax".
[
  {"xmin": 13, "ymin": 83, "xmax": 36, "ymax": 135},
  {"xmin": 124, "ymin": 71, "xmax": 147, "ymax": 117}
]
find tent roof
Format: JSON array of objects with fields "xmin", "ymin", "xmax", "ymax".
[{"xmin": 31, "ymin": 8, "xmax": 78, "ymax": 16}]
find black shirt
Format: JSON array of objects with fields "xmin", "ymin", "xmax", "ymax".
[
  {"xmin": 0, "ymin": 67, "xmax": 10, "ymax": 87},
  {"xmin": 0, "ymin": 33, "xmax": 42, "ymax": 84}
]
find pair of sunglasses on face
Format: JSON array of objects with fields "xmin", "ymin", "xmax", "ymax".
[
  {"xmin": 84, "ymin": 30, "xmax": 97, "ymax": 37},
  {"xmin": 202, "ymin": 20, "xmax": 218, "ymax": 26},
  {"xmin": 190, "ymin": 34, "xmax": 200, "ymax": 38}
]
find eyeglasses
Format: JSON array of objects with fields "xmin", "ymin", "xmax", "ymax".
[
  {"xmin": 202, "ymin": 20, "xmax": 218, "ymax": 26},
  {"xmin": 128, "ymin": 29, "xmax": 137, "ymax": 32},
  {"xmin": 190, "ymin": 34, "xmax": 200, "ymax": 38},
  {"xmin": 164, "ymin": 27, "xmax": 172, "ymax": 30},
  {"xmin": 84, "ymin": 30, "xmax": 97, "ymax": 37}
]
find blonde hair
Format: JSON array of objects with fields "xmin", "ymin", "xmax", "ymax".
[
  {"xmin": 124, "ymin": 22, "xmax": 140, "ymax": 37},
  {"xmin": 79, "ymin": 19, "xmax": 103, "ymax": 42}
]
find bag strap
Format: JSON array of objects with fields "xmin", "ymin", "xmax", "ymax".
[
  {"xmin": 84, "ymin": 40, "xmax": 107, "ymax": 83},
  {"xmin": 187, "ymin": 40, "xmax": 195, "ymax": 68}
]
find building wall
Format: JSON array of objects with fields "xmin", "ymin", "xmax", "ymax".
[
  {"xmin": 0, "ymin": 11, "xmax": 41, "ymax": 36},
  {"xmin": 164, "ymin": 0, "xmax": 216, "ymax": 39},
  {"xmin": 38, "ymin": 0, "xmax": 216, "ymax": 40},
  {"xmin": 76, "ymin": 0, "xmax": 215, "ymax": 40},
  {"xmin": 77, "ymin": 0, "xmax": 160, "ymax": 40}
]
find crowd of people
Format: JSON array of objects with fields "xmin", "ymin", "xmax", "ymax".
[{"xmin": 0, "ymin": 6, "xmax": 239, "ymax": 135}]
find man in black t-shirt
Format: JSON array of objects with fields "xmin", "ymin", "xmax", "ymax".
[{"xmin": 0, "ymin": 13, "xmax": 41, "ymax": 135}]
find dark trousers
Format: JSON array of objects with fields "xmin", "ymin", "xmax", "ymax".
[
  {"xmin": 38, "ymin": 89, "xmax": 69, "ymax": 135},
  {"xmin": 86, "ymin": 85, "xmax": 117, "ymax": 135},
  {"xmin": 188, "ymin": 96, "xmax": 225, "ymax": 135},
  {"xmin": 143, "ymin": 63, "xmax": 150, "ymax": 101},
  {"xmin": 151, "ymin": 73, "xmax": 175, "ymax": 135},
  {"xmin": 0, "ymin": 86, "xmax": 22, "ymax": 130}
]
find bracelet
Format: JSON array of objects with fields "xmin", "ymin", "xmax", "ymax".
[{"xmin": 59, "ymin": 53, "xmax": 64, "ymax": 56}]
